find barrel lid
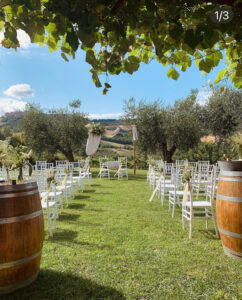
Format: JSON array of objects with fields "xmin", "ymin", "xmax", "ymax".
[
  {"xmin": 218, "ymin": 160, "xmax": 242, "ymax": 172},
  {"xmin": 0, "ymin": 181, "xmax": 37, "ymax": 193}
]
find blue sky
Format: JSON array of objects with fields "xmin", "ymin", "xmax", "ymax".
[{"xmin": 0, "ymin": 30, "xmax": 226, "ymax": 118}]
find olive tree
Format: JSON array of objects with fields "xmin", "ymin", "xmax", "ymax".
[
  {"xmin": 21, "ymin": 101, "xmax": 88, "ymax": 161},
  {"xmin": 205, "ymin": 88, "xmax": 242, "ymax": 139},
  {"xmin": 124, "ymin": 91, "xmax": 204, "ymax": 162}
]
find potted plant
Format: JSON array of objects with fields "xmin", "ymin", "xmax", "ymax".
[{"xmin": 0, "ymin": 139, "xmax": 44, "ymax": 294}]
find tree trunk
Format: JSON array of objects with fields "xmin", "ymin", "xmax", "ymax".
[
  {"xmin": 59, "ymin": 146, "xmax": 74, "ymax": 162},
  {"xmin": 66, "ymin": 151, "xmax": 74, "ymax": 162},
  {"xmin": 161, "ymin": 143, "xmax": 176, "ymax": 163}
]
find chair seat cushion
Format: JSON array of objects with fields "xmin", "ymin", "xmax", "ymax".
[
  {"xmin": 169, "ymin": 190, "xmax": 185, "ymax": 195},
  {"xmin": 56, "ymin": 185, "xmax": 71, "ymax": 190},
  {"xmin": 41, "ymin": 191, "xmax": 62, "ymax": 197},
  {"xmin": 186, "ymin": 201, "xmax": 211, "ymax": 207},
  {"xmin": 66, "ymin": 180, "xmax": 77, "ymax": 184},
  {"xmin": 161, "ymin": 184, "xmax": 175, "ymax": 188},
  {"xmin": 41, "ymin": 201, "xmax": 56, "ymax": 208}
]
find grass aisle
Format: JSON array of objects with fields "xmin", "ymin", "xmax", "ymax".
[{"xmin": 5, "ymin": 170, "xmax": 241, "ymax": 300}]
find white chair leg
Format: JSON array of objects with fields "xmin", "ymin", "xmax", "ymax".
[
  {"xmin": 53, "ymin": 211, "xmax": 56, "ymax": 228},
  {"xmin": 189, "ymin": 219, "xmax": 192, "ymax": 239},
  {"xmin": 182, "ymin": 212, "xmax": 185, "ymax": 230},
  {"xmin": 172, "ymin": 201, "xmax": 175, "ymax": 218},
  {"xmin": 205, "ymin": 208, "xmax": 208, "ymax": 229},
  {"xmin": 47, "ymin": 211, "xmax": 53, "ymax": 237},
  {"xmin": 211, "ymin": 208, "xmax": 219, "ymax": 237},
  {"xmin": 65, "ymin": 191, "xmax": 68, "ymax": 207},
  {"xmin": 55, "ymin": 201, "xmax": 59, "ymax": 218},
  {"xmin": 60, "ymin": 194, "xmax": 63, "ymax": 213}
]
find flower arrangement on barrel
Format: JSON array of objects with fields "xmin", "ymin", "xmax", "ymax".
[
  {"xmin": 0, "ymin": 139, "xmax": 32, "ymax": 184},
  {"xmin": 0, "ymin": 139, "xmax": 44, "ymax": 294}
]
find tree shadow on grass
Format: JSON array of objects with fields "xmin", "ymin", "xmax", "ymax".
[
  {"xmin": 4, "ymin": 269, "xmax": 125, "ymax": 300},
  {"xmin": 48, "ymin": 228, "xmax": 112, "ymax": 250},
  {"xmin": 198, "ymin": 229, "xmax": 220, "ymax": 240}
]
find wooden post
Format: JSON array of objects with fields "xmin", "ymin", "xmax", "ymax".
[{"xmin": 133, "ymin": 140, "xmax": 136, "ymax": 175}]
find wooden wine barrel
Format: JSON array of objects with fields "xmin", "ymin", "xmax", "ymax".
[
  {"xmin": 216, "ymin": 165, "xmax": 242, "ymax": 260},
  {"xmin": 0, "ymin": 181, "xmax": 44, "ymax": 294}
]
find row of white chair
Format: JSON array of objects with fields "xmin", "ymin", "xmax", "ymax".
[{"xmin": 147, "ymin": 161, "xmax": 219, "ymax": 239}]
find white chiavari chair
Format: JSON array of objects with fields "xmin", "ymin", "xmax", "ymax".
[
  {"xmin": 169, "ymin": 167, "xmax": 186, "ymax": 217},
  {"xmin": 182, "ymin": 179, "xmax": 218, "ymax": 239},
  {"xmin": 115, "ymin": 157, "xmax": 128, "ymax": 180},
  {"xmin": 41, "ymin": 187, "xmax": 57, "ymax": 237},
  {"xmin": 98, "ymin": 158, "xmax": 110, "ymax": 179}
]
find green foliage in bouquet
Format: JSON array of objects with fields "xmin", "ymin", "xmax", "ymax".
[
  {"xmin": 0, "ymin": 138, "xmax": 15, "ymax": 183},
  {"xmin": 88, "ymin": 123, "xmax": 106, "ymax": 136},
  {"xmin": 0, "ymin": 139, "xmax": 32, "ymax": 184},
  {"xmin": 100, "ymin": 156, "xmax": 109, "ymax": 163},
  {"xmin": 64, "ymin": 168, "xmax": 71, "ymax": 175},
  {"xmin": 182, "ymin": 162, "xmax": 192, "ymax": 183},
  {"xmin": 12, "ymin": 145, "xmax": 33, "ymax": 184},
  {"xmin": 46, "ymin": 170, "xmax": 57, "ymax": 188},
  {"xmin": 147, "ymin": 156, "xmax": 155, "ymax": 167},
  {"xmin": 119, "ymin": 157, "xmax": 127, "ymax": 164}
]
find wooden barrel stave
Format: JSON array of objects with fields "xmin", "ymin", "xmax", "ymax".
[
  {"xmin": 0, "ymin": 218, "xmax": 44, "ymax": 263},
  {"xmin": 0, "ymin": 256, "xmax": 41, "ymax": 286},
  {"xmin": 0, "ymin": 182, "xmax": 44, "ymax": 294},
  {"xmin": 219, "ymin": 233, "xmax": 242, "ymax": 259},
  {"xmin": 216, "ymin": 171, "xmax": 242, "ymax": 260}
]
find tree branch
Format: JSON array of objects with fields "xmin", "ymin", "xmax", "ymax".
[{"xmin": 111, "ymin": 0, "xmax": 125, "ymax": 14}]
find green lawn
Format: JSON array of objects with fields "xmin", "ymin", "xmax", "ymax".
[{"xmin": 4, "ymin": 170, "xmax": 241, "ymax": 300}]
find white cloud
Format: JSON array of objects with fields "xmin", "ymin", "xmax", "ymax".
[
  {"xmin": 197, "ymin": 90, "xmax": 212, "ymax": 106},
  {"xmin": 0, "ymin": 29, "xmax": 31, "ymax": 49},
  {"xmin": 3, "ymin": 84, "xmax": 34, "ymax": 99},
  {"xmin": 88, "ymin": 113, "xmax": 123, "ymax": 119},
  {"xmin": 17, "ymin": 30, "xmax": 31, "ymax": 48},
  {"xmin": 0, "ymin": 98, "xmax": 27, "ymax": 116}
]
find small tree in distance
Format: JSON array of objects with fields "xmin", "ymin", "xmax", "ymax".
[{"xmin": 21, "ymin": 100, "xmax": 88, "ymax": 161}]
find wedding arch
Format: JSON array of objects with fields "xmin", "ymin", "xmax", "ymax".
[{"xmin": 85, "ymin": 123, "xmax": 138, "ymax": 174}]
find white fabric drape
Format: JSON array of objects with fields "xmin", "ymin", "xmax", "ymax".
[
  {"xmin": 86, "ymin": 134, "xmax": 101, "ymax": 156},
  {"xmin": 103, "ymin": 128, "xmax": 120, "ymax": 138},
  {"xmin": 119, "ymin": 125, "xmax": 132, "ymax": 131},
  {"xmin": 131, "ymin": 125, "xmax": 138, "ymax": 141}
]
